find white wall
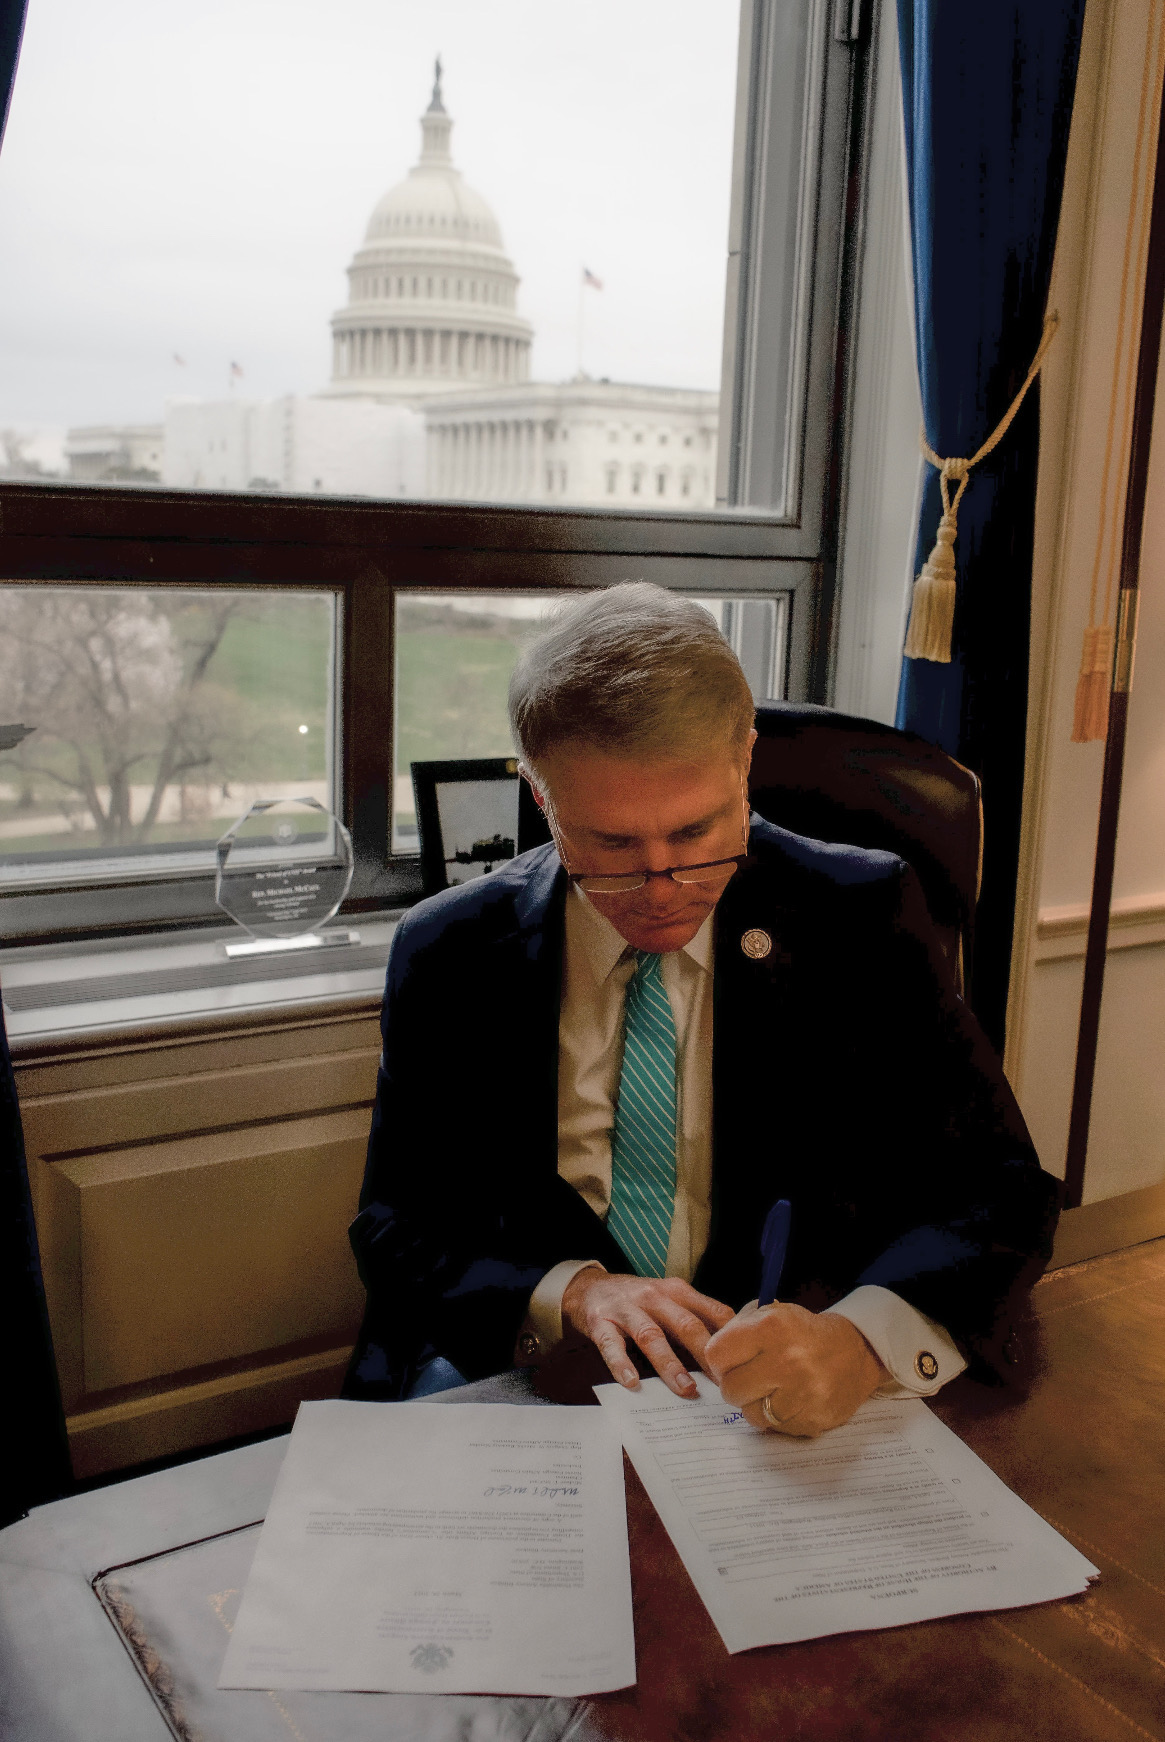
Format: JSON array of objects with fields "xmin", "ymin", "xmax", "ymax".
[
  {"xmin": 163, "ymin": 396, "xmax": 425, "ymax": 497},
  {"xmin": 1008, "ymin": 0, "xmax": 1165, "ymax": 1205}
]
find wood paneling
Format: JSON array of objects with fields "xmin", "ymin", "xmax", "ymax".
[
  {"xmin": 59, "ymin": 1108, "xmax": 369, "ymax": 1393},
  {"xmin": 19, "ymin": 1041, "xmax": 377, "ymax": 1155},
  {"xmin": 14, "ymin": 1002, "xmax": 381, "ymax": 1475},
  {"xmin": 65, "ymin": 1347, "xmax": 353, "ymax": 1481}
]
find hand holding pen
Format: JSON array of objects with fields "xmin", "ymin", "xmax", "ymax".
[{"xmin": 704, "ymin": 1195, "xmax": 887, "ymax": 1436}]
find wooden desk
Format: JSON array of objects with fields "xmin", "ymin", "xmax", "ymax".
[{"xmin": 1, "ymin": 1244, "xmax": 1162, "ymax": 1742}]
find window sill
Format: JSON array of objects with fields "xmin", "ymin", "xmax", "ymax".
[{"xmin": 1, "ymin": 916, "xmax": 399, "ymax": 1048}]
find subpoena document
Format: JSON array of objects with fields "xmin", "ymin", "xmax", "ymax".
[
  {"xmin": 597, "ymin": 1375, "xmax": 1097, "ymax": 1652},
  {"xmin": 219, "ymin": 1401, "xmax": 635, "ymax": 1695}
]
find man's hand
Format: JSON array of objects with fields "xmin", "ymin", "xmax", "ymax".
[
  {"xmin": 704, "ymin": 1302, "xmax": 889, "ymax": 1436},
  {"xmin": 562, "ymin": 1271, "xmax": 736, "ymax": 1397}
]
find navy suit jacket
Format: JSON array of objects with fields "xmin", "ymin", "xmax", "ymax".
[{"xmin": 347, "ymin": 818, "xmax": 1059, "ymax": 1399}]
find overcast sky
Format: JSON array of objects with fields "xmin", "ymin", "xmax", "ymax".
[{"xmin": 0, "ymin": 0, "xmax": 740, "ymax": 439}]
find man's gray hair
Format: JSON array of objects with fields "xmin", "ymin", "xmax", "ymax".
[{"xmin": 508, "ymin": 582, "xmax": 754, "ymax": 773}]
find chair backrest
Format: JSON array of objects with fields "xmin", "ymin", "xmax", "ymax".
[{"xmin": 748, "ymin": 702, "xmax": 981, "ymax": 993}]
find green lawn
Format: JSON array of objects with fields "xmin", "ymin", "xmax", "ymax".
[
  {"xmin": 394, "ymin": 627, "xmax": 526, "ymax": 776},
  {"xmin": 203, "ymin": 597, "xmax": 332, "ymax": 782},
  {"xmin": 1, "ymin": 591, "xmax": 543, "ymax": 861},
  {"xmin": 211, "ymin": 597, "xmax": 332, "ymax": 718}
]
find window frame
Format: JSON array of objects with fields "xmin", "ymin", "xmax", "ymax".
[
  {"xmin": 0, "ymin": 483, "xmax": 819, "ymax": 943},
  {"xmin": 0, "ymin": 1, "xmax": 877, "ymax": 947},
  {"xmin": 718, "ymin": 0, "xmax": 865, "ymax": 528}
]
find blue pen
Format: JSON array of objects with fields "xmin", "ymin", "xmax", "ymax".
[{"xmin": 757, "ymin": 1198, "xmax": 792, "ymax": 1306}]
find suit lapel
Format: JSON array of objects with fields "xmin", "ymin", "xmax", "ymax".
[
  {"xmin": 704, "ymin": 824, "xmax": 810, "ymax": 1299},
  {"xmin": 493, "ymin": 846, "xmax": 567, "ymax": 1180}
]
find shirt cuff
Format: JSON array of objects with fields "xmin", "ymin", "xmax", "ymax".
[
  {"xmin": 824, "ymin": 1285, "xmax": 966, "ymax": 1397},
  {"xmin": 515, "ymin": 1259, "xmax": 607, "ymax": 1362}
]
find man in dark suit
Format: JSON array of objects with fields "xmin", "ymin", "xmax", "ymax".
[{"xmin": 348, "ymin": 584, "xmax": 1058, "ymax": 1435}]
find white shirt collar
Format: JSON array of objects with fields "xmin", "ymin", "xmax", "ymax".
[{"xmin": 567, "ymin": 880, "xmax": 715, "ymax": 982}]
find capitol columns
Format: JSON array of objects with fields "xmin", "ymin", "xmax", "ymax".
[{"xmin": 533, "ymin": 417, "xmax": 546, "ymax": 502}]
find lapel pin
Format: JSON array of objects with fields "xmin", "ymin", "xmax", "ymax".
[{"xmin": 741, "ymin": 927, "xmax": 772, "ymax": 960}]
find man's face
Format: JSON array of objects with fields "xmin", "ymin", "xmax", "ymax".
[{"xmin": 533, "ymin": 735, "xmax": 753, "ymax": 953}]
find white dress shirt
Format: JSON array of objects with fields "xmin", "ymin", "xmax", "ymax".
[{"xmin": 525, "ymin": 883, "xmax": 964, "ymax": 1398}]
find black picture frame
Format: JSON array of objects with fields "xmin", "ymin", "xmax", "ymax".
[{"xmin": 411, "ymin": 757, "xmax": 523, "ymax": 896}]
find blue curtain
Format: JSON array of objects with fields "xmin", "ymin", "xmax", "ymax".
[
  {"xmin": 1, "ymin": 0, "xmax": 25, "ymax": 142},
  {"xmin": 0, "ymin": 0, "xmax": 70, "ymax": 1527},
  {"xmin": 896, "ymin": 1, "xmax": 1084, "ymax": 1049}
]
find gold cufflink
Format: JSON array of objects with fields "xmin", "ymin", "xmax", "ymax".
[{"xmin": 915, "ymin": 1350, "xmax": 939, "ymax": 1381}]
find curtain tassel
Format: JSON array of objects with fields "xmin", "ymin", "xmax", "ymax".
[
  {"xmin": 906, "ymin": 313, "xmax": 1060, "ymax": 666},
  {"xmin": 903, "ymin": 508, "xmax": 959, "ymax": 663},
  {"xmin": 1071, "ymin": 623, "xmax": 1114, "ymax": 743}
]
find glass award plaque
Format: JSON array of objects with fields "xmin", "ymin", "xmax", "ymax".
[{"xmin": 215, "ymin": 797, "xmax": 358, "ymax": 958}]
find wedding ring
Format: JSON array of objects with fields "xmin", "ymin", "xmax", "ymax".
[{"xmin": 761, "ymin": 1392, "xmax": 784, "ymax": 1430}]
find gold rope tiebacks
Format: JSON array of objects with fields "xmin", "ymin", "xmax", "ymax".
[
  {"xmin": 904, "ymin": 312, "xmax": 1060, "ymax": 664},
  {"xmin": 1072, "ymin": 623, "xmax": 1115, "ymax": 741}
]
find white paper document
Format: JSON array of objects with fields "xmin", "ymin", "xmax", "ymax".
[
  {"xmin": 219, "ymin": 1400, "xmax": 635, "ymax": 1695},
  {"xmin": 597, "ymin": 1375, "xmax": 1097, "ymax": 1653}
]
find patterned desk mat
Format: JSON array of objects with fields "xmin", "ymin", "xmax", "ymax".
[{"xmin": 94, "ymin": 1522, "xmax": 599, "ymax": 1742}]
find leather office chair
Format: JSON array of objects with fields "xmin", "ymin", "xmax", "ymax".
[
  {"xmin": 516, "ymin": 700, "xmax": 981, "ymax": 995},
  {"xmin": 748, "ymin": 702, "xmax": 981, "ymax": 997}
]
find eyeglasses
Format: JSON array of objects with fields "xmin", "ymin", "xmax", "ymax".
[
  {"xmin": 539, "ymin": 770, "xmax": 752, "ymax": 897},
  {"xmin": 568, "ymin": 856, "xmax": 749, "ymax": 895}
]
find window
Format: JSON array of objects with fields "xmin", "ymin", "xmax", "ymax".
[
  {"xmin": 0, "ymin": 486, "xmax": 818, "ymax": 942},
  {"xmin": 0, "ymin": 4, "xmax": 746, "ymax": 518},
  {"xmin": 0, "ymin": 587, "xmax": 337, "ymax": 890},
  {"xmin": 0, "ymin": 1, "xmax": 873, "ymax": 940}
]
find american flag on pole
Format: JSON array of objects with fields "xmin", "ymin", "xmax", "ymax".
[
  {"xmin": 229, "ymin": 360, "xmax": 244, "ymax": 380},
  {"xmin": 582, "ymin": 267, "xmax": 603, "ymax": 290}
]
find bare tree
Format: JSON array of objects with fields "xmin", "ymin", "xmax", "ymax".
[{"xmin": 0, "ymin": 590, "xmax": 246, "ymax": 846}]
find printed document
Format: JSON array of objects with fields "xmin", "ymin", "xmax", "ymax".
[
  {"xmin": 597, "ymin": 1375, "xmax": 1097, "ymax": 1652},
  {"xmin": 219, "ymin": 1400, "xmax": 635, "ymax": 1695}
]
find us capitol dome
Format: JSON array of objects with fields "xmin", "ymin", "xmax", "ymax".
[
  {"xmin": 327, "ymin": 62, "xmax": 533, "ymax": 402},
  {"xmin": 153, "ymin": 63, "xmax": 717, "ymax": 508}
]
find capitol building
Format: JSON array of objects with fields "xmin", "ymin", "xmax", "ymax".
[
  {"xmin": 86, "ymin": 67, "xmax": 719, "ymax": 508},
  {"xmin": 325, "ymin": 66, "xmax": 534, "ymax": 404}
]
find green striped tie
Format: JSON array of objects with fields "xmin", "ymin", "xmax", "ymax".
[{"xmin": 608, "ymin": 951, "xmax": 677, "ymax": 1278}]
